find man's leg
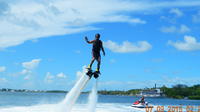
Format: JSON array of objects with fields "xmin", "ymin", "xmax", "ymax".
[
  {"xmin": 88, "ymin": 57, "xmax": 95, "ymax": 69},
  {"xmin": 96, "ymin": 56, "xmax": 101, "ymax": 72},
  {"xmin": 88, "ymin": 51, "xmax": 95, "ymax": 69}
]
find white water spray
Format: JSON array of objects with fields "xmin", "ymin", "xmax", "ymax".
[
  {"xmin": 87, "ymin": 80, "xmax": 98, "ymax": 112},
  {"xmin": 59, "ymin": 68, "xmax": 91, "ymax": 112}
]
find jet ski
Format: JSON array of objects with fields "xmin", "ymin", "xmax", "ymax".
[{"xmin": 131, "ymin": 100, "xmax": 153, "ymax": 108}]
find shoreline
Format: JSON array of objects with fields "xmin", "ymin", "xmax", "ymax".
[
  {"xmin": 1, "ymin": 90, "xmax": 199, "ymax": 100},
  {"xmin": 1, "ymin": 84, "xmax": 200, "ymax": 100}
]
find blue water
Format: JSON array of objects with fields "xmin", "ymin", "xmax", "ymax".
[{"xmin": 0, "ymin": 92, "xmax": 199, "ymax": 108}]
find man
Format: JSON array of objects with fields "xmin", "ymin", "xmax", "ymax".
[
  {"xmin": 139, "ymin": 96, "xmax": 145, "ymax": 104},
  {"xmin": 85, "ymin": 33, "xmax": 105, "ymax": 74}
]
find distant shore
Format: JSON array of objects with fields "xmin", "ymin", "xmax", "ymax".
[
  {"xmin": 0, "ymin": 88, "xmax": 68, "ymax": 93},
  {"xmin": 1, "ymin": 84, "xmax": 200, "ymax": 100}
]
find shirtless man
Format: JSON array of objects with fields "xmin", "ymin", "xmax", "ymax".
[{"xmin": 85, "ymin": 33, "xmax": 105, "ymax": 74}]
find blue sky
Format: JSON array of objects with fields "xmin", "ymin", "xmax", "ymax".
[{"xmin": 0, "ymin": 0, "xmax": 200, "ymax": 90}]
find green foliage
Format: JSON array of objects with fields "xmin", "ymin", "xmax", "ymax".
[
  {"xmin": 188, "ymin": 95, "xmax": 200, "ymax": 100},
  {"xmin": 162, "ymin": 84, "xmax": 200, "ymax": 100},
  {"xmin": 98, "ymin": 89, "xmax": 140, "ymax": 96}
]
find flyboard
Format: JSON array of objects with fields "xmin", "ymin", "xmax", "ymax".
[
  {"xmin": 61, "ymin": 68, "xmax": 100, "ymax": 112},
  {"xmin": 86, "ymin": 69, "xmax": 100, "ymax": 79}
]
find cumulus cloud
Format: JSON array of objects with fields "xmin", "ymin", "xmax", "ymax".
[
  {"xmin": 20, "ymin": 69, "xmax": 32, "ymax": 80},
  {"xmin": 20, "ymin": 69, "xmax": 32, "ymax": 75},
  {"xmin": 44, "ymin": 72, "xmax": 55, "ymax": 84},
  {"xmin": 22, "ymin": 59, "xmax": 41, "ymax": 70},
  {"xmin": 161, "ymin": 26, "xmax": 176, "ymax": 33},
  {"xmin": 56, "ymin": 72, "xmax": 67, "ymax": 79},
  {"xmin": 168, "ymin": 35, "xmax": 200, "ymax": 51},
  {"xmin": 0, "ymin": 66, "xmax": 6, "ymax": 72},
  {"xmin": 179, "ymin": 25, "xmax": 190, "ymax": 33},
  {"xmin": 0, "ymin": 0, "xmax": 146, "ymax": 49},
  {"xmin": 20, "ymin": 59, "xmax": 41, "ymax": 80},
  {"xmin": 1, "ymin": 0, "xmax": 200, "ymax": 49},
  {"xmin": 44, "ymin": 72, "xmax": 68, "ymax": 84},
  {"xmin": 128, "ymin": 18, "xmax": 146, "ymax": 24},
  {"xmin": 104, "ymin": 40, "xmax": 152, "ymax": 53},
  {"xmin": 160, "ymin": 25, "xmax": 190, "ymax": 33},
  {"xmin": 169, "ymin": 8, "xmax": 183, "ymax": 17},
  {"xmin": 192, "ymin": 11, "xmax": 200, "ymax": 23},
  {"xmin": 24, "ymin": 75, "xmax": 31, "ymax": 80}
]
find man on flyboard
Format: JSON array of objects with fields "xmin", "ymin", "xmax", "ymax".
[{"xmin": 85, "ymin": 33, "xmax": 105, "ymax": 78}]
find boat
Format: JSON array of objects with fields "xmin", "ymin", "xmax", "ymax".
[{"xmin": 131, "ymin": 100, "xmax": 153, "ymax": 108}]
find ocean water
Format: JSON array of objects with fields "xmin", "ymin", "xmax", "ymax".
[{"xmin": 0, "ymin": 92, "xmax": 199, "ymax": 112}]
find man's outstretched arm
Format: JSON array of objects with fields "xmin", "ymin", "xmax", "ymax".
[
  {"xmin": 101, "ymin": 43, "xmax": 105, "ymax": 56},
  {"xmin": 85, "ymin": 36, "xmax": 94, "ymax": 44}
]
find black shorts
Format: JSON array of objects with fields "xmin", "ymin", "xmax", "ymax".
[{"xmin": 92, "ymin": 51, "xmax": 100, "ymax": 60}]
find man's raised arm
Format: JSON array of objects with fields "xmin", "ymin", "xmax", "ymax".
[{"xmin": 85, "ymin": 36, "xmax": 94, "ymax": 44}]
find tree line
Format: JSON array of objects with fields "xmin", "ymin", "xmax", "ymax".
[{"xmin": 160, "ymin": 84, "xmax": 200, "ymax": 100}]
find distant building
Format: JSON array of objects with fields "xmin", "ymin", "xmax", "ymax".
[
  {"xmin": 136, "ymin": 84, "xmax": 164, "ymax": 97},
  {"xmin": 136, "ymin": 89, "xmax": 163, "ymax": 97}
]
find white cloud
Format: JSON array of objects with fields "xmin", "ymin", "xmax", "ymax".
[
  {"xmin": 24, "ymin": 75, "xmax": 31, "ymax": 80},
  {"xmin": 169, "ymin": 8, "xmax": 183, "ymax": 17},
  {"xmin": 160, "ymin": 25, "xmax": 190, "ymax": 33},
  {"xmin": 1, "ymin": 0, "xmax": 200, "ymax": 48},
  {"xmin": 161, "ymin": 26, "xmax": 176, "ymax": 33},
  {"xmin": 20, "ymin": 59, "xmax": 41, "ymax": 80},
  {"xmin": 44, "ymin": 72, "xmax": 55, "ymax": 84},
  {"xmin": 0, "ymin": 66, "xmax": 6, "ymax": 72},
  {"xmin": 56, "ymin": 72, "xmax": 67, "ymax": 79},
  {"xmin": 192, "ymin": 11, "xmax": 200, "ymax": 23},
  {"xmin": 0, "ymin": 0, "xmax": 146, "ymax": 49},
  {"xmin": 160, "ymin": 16, "xmax": 177, "ymax": 24},
  {"xmin": 104, "ymin": 40, "xmax": 152, "ymax": 53},
  {"xmin": 44, "ymin": 72, "xmax": 68, "ymax": 84},
  {"xmin": 22, "ymin": 59, "xmax": 41, "ymax": 70},
  {"xmin": 128, "ymin": 18, "xmax": 146, "ymax": 24},
  {"xmin": 179, "ymin": 25, "xmax": 190, "ymax": 33},
  {"xmin": 20, "ymin": 69, "xmax": 32, "ymax": 75},
  {"xmin": 168, "ymin": 35, "xmax": 200, "ymax": 51}
]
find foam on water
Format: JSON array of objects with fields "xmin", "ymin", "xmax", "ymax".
[
  {"xmin": 87, "ymin": 80, "xmax": 98, "ymax": 112},
  {"xmin": 0, "ymin": 103, "xmax": 139, "ymax": 112}
]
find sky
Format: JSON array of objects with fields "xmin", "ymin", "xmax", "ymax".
[{"xmin": 0, "ymin": 0, "xmax": 200, "ymax": 91}]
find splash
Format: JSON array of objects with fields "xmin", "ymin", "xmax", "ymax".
[
  {"xmin": 87, "ymin": 80, "xmax": 98, "ymax": 112},
  {"xmin": 0, "ymin": 103, "xmax": 136, "ymax": 112},
  {"xmin": 59, "ymin": 68, "xmax": 90, "ymax": 112}
]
